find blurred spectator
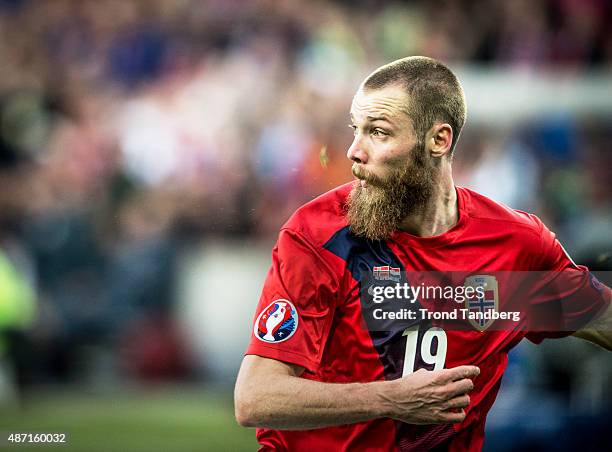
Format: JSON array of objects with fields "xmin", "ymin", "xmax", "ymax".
[{"xmin": 0, "ymin": 240, "xmax": 36, "ymax": 401}]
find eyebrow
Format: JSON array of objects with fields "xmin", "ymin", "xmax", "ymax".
[
  {"xmin": 349, "ymin": 113, "xmax": 394, "ymax": 124},
  {"xmin": 367, "ymin": 115, "xmax": 391, "ymax": 123}
]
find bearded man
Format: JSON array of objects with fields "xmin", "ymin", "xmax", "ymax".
[{"xmin": 234, "ymin": 56, "xmax": 611, "ymax": 451}]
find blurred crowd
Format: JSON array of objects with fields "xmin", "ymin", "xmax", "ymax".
[{"xmin": 0, "ymin": 0, "xmax": 610, "ymax": 408}]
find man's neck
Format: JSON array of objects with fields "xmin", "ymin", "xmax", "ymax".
[{"xmin": 398, "ymin": 172, "xmax": 458, "ymax": 238}]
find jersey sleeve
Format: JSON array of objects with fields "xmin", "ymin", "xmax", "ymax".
[
  {"xmin": 245, "ymin": 228, "xmax": 339, "ymax": 373},
  {"xmin": 525, "ymin": 218, "xmax": 611, "ymax": 343}
]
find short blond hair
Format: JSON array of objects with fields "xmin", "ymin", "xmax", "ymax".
[{"xmin": 363, "ymin": 56, "xmax": 467, "ymax": 153}]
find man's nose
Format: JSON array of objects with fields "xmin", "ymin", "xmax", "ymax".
[{"xmin": 347, "ymin": 136, "xmax": 368, "ymax": 164}]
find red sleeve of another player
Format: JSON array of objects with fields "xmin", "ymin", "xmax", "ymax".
[
  {"xmin": 526, "ymin": 218, "xmax": 611, "ymax": 343},
  {"xmin": 245, "ymin": 228, "xmax": 338, "ymax": 373}
]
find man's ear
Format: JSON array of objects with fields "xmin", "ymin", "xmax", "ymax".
[{"xmin": 427, "ymin": 123, "xmax": 453, "ymax": 158}]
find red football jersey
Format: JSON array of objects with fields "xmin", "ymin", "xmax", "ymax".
[{"xmin": 245, "ymin": 183, "xmax": 610, "ymax": 451}]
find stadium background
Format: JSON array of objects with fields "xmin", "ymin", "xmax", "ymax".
[{"xmin": 0, "ymin": 0, "xmax": 610, "ymax": 450}]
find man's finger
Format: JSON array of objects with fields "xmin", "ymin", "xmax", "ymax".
[
  {"xmin": 438, "ymin": 408, "xmax": 466, "ymax": 424},
  {"xmin": 447, "ymin": 365, "xmax": 480, "ymax": 380},
  {"xmin": 446, "ymin": 378, "xmax": 475, "ymax": 398},
  {"xmin": 444, "ymin": 395, "xmax": 470, "ymax": 410}
]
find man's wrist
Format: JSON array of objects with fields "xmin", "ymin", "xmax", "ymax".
[{"xmin": 367, "ymin": 379, "xmax": 399, "ymax": 419}]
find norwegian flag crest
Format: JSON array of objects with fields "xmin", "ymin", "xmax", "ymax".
[
  {"xmin": 464, "ymin": 275, "xmax": 499, "ymax": 331},
  {"xmin": 373, "ymin": 265, "xmax": 401, "ymax": 282}
]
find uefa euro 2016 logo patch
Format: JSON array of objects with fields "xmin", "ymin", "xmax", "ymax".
[{"xmin": 254, "ymin": 299, "xmax": 298, "ymax": 343}]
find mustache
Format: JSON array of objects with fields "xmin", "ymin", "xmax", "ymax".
[
  {"xmin": 352, "ymin": 164, "xmax": 386, "ymax": 186},
  {"xmin": 351, "ymin": 163, "xmax": 365, "ymax": 179}
]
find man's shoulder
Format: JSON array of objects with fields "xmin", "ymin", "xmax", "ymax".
[
  {"xmin": 281, "ymin": 182, "xmax": 352, "ymax": 247},
  {"xmin": 460, "ymin": 186, "xmax": 544, "ymax": 236}
]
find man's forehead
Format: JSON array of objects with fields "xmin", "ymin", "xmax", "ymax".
[{"xmin": 350, "ymin": 85, "xmax": 410, "ymax": 121}]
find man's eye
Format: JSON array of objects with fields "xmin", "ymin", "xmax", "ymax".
[
  {"xmin": 348, "ymin": 124, "xmax": 358, "ymax": 135},
  {"xmin": 372, "ymin": 128, "xmax": 387, "ymax": 137}
]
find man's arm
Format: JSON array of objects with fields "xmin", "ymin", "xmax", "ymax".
[
  {"xmin": 573, "ymin": 301, "xmax": 612, "ymax": 350},
  {"xmin": 234, "ymin": 355, "xmax": 479, "ymax": 430}
]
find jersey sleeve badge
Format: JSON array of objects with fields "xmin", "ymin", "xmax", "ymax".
[{"xmin": 254, "ymin": 299, "xmax": 299, "ymax": 343}]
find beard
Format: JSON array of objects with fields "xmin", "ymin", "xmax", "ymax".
[{"xmin": 347, "ymin": 143, "xmax": 436, "ymax": 241}]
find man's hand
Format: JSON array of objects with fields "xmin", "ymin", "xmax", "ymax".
[{"xmin": 381, "ymin": 366, "xmax": 479, "ymax": 425}]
